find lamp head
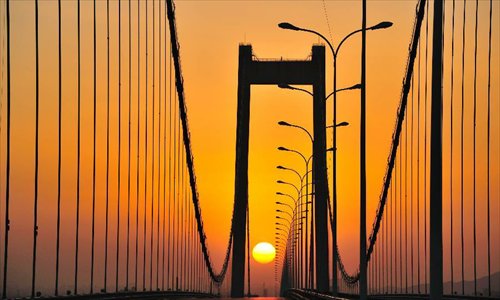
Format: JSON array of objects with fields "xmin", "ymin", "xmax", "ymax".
[
  {"xmin": 337, "ymin": 121, "xmax": 349, "ymax": 127},
  {"xmin": 278, "ymin": 22, "xmax": 300, "ymax": 31},
  {"xmin": 278, "ymin": 83, "xmax": 293, "ymax": 89},
  {"xmin": 278, "ymin": 121, "xmax": 291, "ymax": 127},
  {"xmin": 349, "ymin": 83, "xmax": 363, "ymax": 90},
  {"xmin": 371, "ymin": 21, "xmax": 393, "ymax": 30},
  {"xmin": 277, "ymin": 146, "xmax": 289, "ymax": 151}
]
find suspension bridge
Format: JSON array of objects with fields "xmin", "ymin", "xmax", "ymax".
[{"xmin": 0, "ymin": 0, "xmax": 498, "ymax": 299}]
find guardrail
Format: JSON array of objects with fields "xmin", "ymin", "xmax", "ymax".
[{"xmin": 12, "ymin": 291, "xmax": 218, "ymax": 300}]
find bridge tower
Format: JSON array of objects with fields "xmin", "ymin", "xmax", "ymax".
[{"xmin": 230, "ymin": 44, "xmax": 328, "ymax": 297}]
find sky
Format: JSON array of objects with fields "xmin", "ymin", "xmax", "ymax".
[{"xmin": 0, "ymin": 0, "xmax": 499, "ymax": 297}]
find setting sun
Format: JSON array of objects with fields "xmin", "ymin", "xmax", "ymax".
[{"xmin": 252, "ymin": 242, "xmax": 276, "ymax": 264}]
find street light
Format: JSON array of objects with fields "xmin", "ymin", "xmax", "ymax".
[
  {"xmin": 277, "ymin": 121, "xmax": 313, "ymax": 143},
  {"xmin": 276, "ymin": 209, "xmax": 293, "ymax": 220},
  {"xmin": 276, "ymin": 201, "xmax": 294, "ymax": 211},
  {"xmin": 276, "ymin": 215, "xmax": 291, "ymax": 226},
  {"xmin": 277, "ymin": 146, "xmax": 307, "ymax": 164},
  {"xmin": 277, "ymin": 180, "xmax": 300, "ymax": 196},
  {"xmin": 277, "ymin": 165, "xmax": 302, "ymax": 183},
  {"xmin": 279, "ymin": 19, "xmax": 392, "ymax": 294},
  {"xmin": 278, "ymin": 141, "xmax": 336, "ymax": 290},
  {"xmin": 275, "ymin": 222, "xmax": 290, "ymax": 229},
  {"xmin": 279, "ymin": 83, "xmax": 362, "ymax": 101},
  {"xmin": 276, "ymin": 191, "xmax": 296, "ymax": 204},
  {"xmin": 326, "ymin": 121, "xmax": 350, "ymax": 129},
  {"xmin": 276, "ymin": 129, "xmax": 313, "ymax": 290},
  {"xmin": 277, "ymin": 146, "xmax": 335, "ymax": 290}
]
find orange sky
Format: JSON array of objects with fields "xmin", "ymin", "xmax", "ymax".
[{"xmin": 0, "ymin": 0, "xmax": 499, "ymax": 297}]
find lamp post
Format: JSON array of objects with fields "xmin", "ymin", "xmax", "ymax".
[
  {"xmin": 279, "ymin": 20, "xmax": 392, "ymax": 295},
  {"xmin": 276, "ymin": 176, "xmax": 300, "ymax": 271},
  {"xmin": 277, "ymin": 144, "xmax": 334, "ymax": 289},
  {"xmin": 277, "ymin": 200, "xmax": 307, "ymax": 289},
  {"xmin": 277, "ymin": 124, "xmax": 340, "ymax": 290},
  {"xmin": 275, "ymin": 212, "xmax": 304, "ymax": 289},
  {"xmin": 277, "ymin": 145, "xmax": 309, "ymax": 289}
]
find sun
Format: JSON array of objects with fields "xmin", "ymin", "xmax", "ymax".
[{"xmin": 252, "ymin": 242, "xmax": 276, "ymax": 264}]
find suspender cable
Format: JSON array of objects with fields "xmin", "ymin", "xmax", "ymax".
[
  {"xmin": 31, "ymin": 0, "xmax": 40, "ymax": 297},
  {"xmin": 105, "ymin": 0, "xmax": 110, "ymax": 291},
  {"xmin": 161, "ymin": 1, "xmax": 170, "ymax": 290},
  {"xmin": 193, "ymin": 195, "xmax": 196, "ymax": 291},
  {"xmin": 384, "ymin": 162, "xmax": 388, "ymax": 294},
  {"xmin": 126, "ymin": 0, "xmax": 132, "ymax": 291},
  {"xmin": 1, "ymin": 0, "xmax": 9, "ymax": 297},
  {"xmin": 158, "ymin": 0, "xmax": 163, "ymax": 289},
  {"xmin": 416, "ymin": 28, "xmax": 421, "ymax": 294},
  {"xmin": 150, "ymin": 0, "xmax": 155, "ymax": 289},
  {"xmin": 162, "ymin": 0, "xmax": 167, "ymax": 289},
  {"xmin": 185, "ymin": 180, "xmax": 192, "ymax": 291},
  {"xmin": 55, "ymin": 0, "xmax": 62, "ymax": 295},
  {"xmin": 399, "ymin": 134, "xmax": 402, "ymax": 293},
  {"xmin": 186, "ymin": 160, "xmax": 190, "ymax": 290},
  {"xmin": 175, "ymin": 83, "xmax": 180, "ymax": 291},
  {"xmin": 410, "ymin": 71, "xmax": 414, "ymax": 294},
  {"xmin": 393, "ymin": 173, "xmax": 396, "ymax": 292},
  {"xmin": 173, "ymin": 64, "xmax": 177, "ymax": 291},
  {"xmin": 156, "ymin": 0, "xmax": 162, "ymax": 288},
  {"xmin": 176, "ymin": 114, "xmax": 181, "ymax": 290},
  {"xmin": 184, "ymin": 144, "xmax": 188, "ymax": 290},
  {"xmin": 143, "ymin": 0, "xmax": 148, "ymax": 290},
  {"xmin": 150, "ymin": 0, "xmax": 156, "ymax": 289},
  {"xmin": 450, "ymin": 0, "xmax": 456, "ymax": 294},
  {"xmin": 91, "ymin": 0, "xmax": 97, "ymax": 293},
  {"xmin": 75, "ymin": 0, "xmax": 81, "ymax": 293},
  {"xmin": 389, "ymin": 176, "xmax": 392, "ymax": 292},
  {"xmin": 405, "ymin": 98, "xmax": 408, "ymax": 294},
  {"xmin": 134, "ymin": 0, "xmax": 140, "ymax": 290},
  {"xmin": 117, "ymin": 0, "xmax": 122, "ymax": 291},
  {"xmin": 187, "ymin": 178, "xmax": 190, "ymax": 291},
  {"xmin": 180, "ymin": 104, "xmax": 183, "ymax": 290},
  {"xmin": 486, "ymin": 0, "xmax": 492, "ymax": 295},
  {"xmin": 183, "ymin": 160, "xmax": 187, "ymax": 290},
  {"xmin": 377, "ymin": 246, "xmax": 380, "ymax": 294},
  {"xmin": 179, "ymin": 94, "xmax": 182, "ymax": 291},
  {"xmin": 472, "ymin": 0, "xmax": 478, "ymax": 294},
  {"xmin": 460, "ymin": 1, "xmax": 466, "ymax": 294},
  {"xmin": 424, "ymin": 1, "xmax": 429, "ymax": 292},
  {"xmin": 150, "ymin": 0, "xmax": 155, "ymax": 288},
  {"xmin": 395, "ymin": 159, "xmax": 398, "ymax": 292},
  {"xmin": 380, "ymin": 174, "xmax": 382, "ymax": 293},
  {"xmin": 168, "ymin": 26, "xmax": 172, "ymax": 291}
]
